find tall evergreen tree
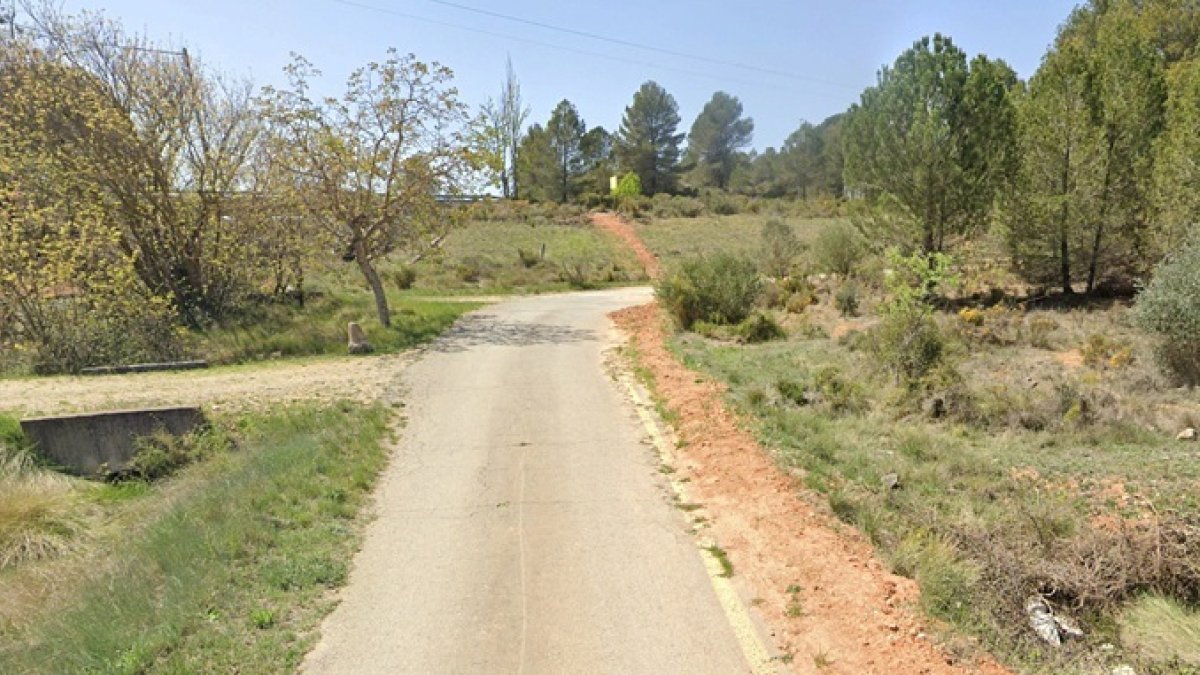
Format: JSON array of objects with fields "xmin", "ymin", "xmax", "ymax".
[
  {"xmin": 685, "ymin": 91, "xmax": 754, "ymax": 190},
  {"xmin": 843, "ymin": 34, "xmax": 1017, "ymax": 252},
  {"xmin": 615, "ymin": 81, "xmax": 684, "ymax": 195},
  {"xmin": 545, "ymin": 99, "xmax": 586, "ymax": 203}
]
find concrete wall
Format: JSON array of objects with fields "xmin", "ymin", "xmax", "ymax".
[{"xmin": 20, "ymin": 407, "xmax": 205, "ymax": 477}]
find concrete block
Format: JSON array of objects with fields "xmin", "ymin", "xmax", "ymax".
[{"xmin": 20, "ymin": 406, "xmax": 205, "ymax": 477}]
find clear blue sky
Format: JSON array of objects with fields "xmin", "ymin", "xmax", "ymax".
[{"xmin": 54, "ymin": 0, "xmax": 1080, "ymax": 150}]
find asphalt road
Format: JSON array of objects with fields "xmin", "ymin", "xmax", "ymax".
[{"xmin": 302, "ymin": 288, "xmax": 759, "ymax": 674}]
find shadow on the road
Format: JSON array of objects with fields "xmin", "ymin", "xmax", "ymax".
[{"xmin": 430, "ymin": 314, "xmax": 598, "ymax": 352}]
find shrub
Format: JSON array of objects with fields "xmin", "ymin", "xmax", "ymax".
[
  {"xmin": 835, "ymin": 282, "xmax": 860, "ymax": 317},
  {"xmin": 1081, "ymin": 333, "xmax": 1131, "ymax": 369},
  {"xmin": 737, "ymin": 312, "xmax": 786, "ymax": 343},
  {"xmin": 613, "ymin": 172, "xmax": 642, "ymax": 199},
  {"xmin": 455, "ymin": 256, "xmax": 488, "ymax": 283},
  {"xmin": 1028, "ymin": 316, "xmax": 1058, "ymax": 349},
  {"xmin": 811, "ymin": 220, "xmax": 864, "ymax": 276},
  {"xmin": 872, "ymin": 251, "xmax": 955, "ymax": 385},
  {"xmin": 388, "ymin": 266, "xmax": 417, "ymax": 290},
  {"xmin": 812, "ymin": 366, "xmax": 868, "ymax": 414},
  {"xmin": 1134, "ymin": 238, "xmax": 1200, "ymax": 385},
  {"xmin": 516, "ymin": 247, "xmax": 542, "ymax": 269},
  {"xmin": 760, "ymin": 218, "xmax": 803, "ymax": 278},
  {"xmin": 656, "ymin": 253, "xmax": 762, "ymax": 329},
  {"xmin": 0, "ymin": 415, "xmax": 26, "ymax": 453}
]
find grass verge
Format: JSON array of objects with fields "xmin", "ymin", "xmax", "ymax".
[{"xmin": 0, "ymin": 402, "xmax": 391, "ymax": 673}]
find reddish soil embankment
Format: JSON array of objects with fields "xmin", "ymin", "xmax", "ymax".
[
  {"xmin": 613, "ymin": 304, "xmax": 1008, "ymax": 674},
  {"xmin": 600, "ymin": 208, "xmax": 1005, "ymax": 673}
]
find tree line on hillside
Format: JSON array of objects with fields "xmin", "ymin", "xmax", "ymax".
[
  {"xmin": 843, "ymin": 0, "xmax": 1200, "ymax": 298},
  {"xmin": 473, "ymin": 74, "xmax": 844, "ymax": 204}
]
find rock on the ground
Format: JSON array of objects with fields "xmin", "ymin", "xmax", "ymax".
[{"xmin": 1176, "ymin": 427, "xmax": 1196, "ymax": 441}]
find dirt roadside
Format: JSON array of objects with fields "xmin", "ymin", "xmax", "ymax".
[
  {"xmin": 0, "ymin": 353, "xmax": 416, "ymax": 417},
  {"xmin": 595, "ymin": 211, "xmax": 1006, "ymax": 674}
]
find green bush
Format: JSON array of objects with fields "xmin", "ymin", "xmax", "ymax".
[
  {"xmin": 737, "ymin": 312, "xmax": 786, "ymax": 343},
  {"xmin": 811, "ymin": 221, "xmax": 864, "ymax": 276},
  {"xmin": 0, "ymin": 415, "xmax": 26, "ymax": 453},
  {"xmin": 388, "ymin": 266, "xmax": 417, "ymax": 290},
  {"xmin": 656, "ymin": 253, "xmax": 762, "ymax": 329},
  {"xmin": 835, "ymin": 282, "xmax": 860, "ymax": 317},
  {"xmin": 760, "ymin": 218, "xmax": 804, "ymax": 278},
  {"xmin": 1134, "ymin": 238, "xmax": 1200, "ymax": 385},
  {"xmin": 872, "ymin": 251, "xmax": 955, "ymax": 385}
]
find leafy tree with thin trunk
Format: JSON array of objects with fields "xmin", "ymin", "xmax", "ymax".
[
  {"xmin": 261, "ymin": 50, "xmax": 470, "ymax": 328},
  {"xmin": 615, "ymin": 81, "xmax": 684, "ymax": 195},
  {"xmin": 685, "ymin": 91, "xmax": 754, "ymax": 190},
  {"xmin": 467, "ymin": 57, "xmax": 528, "ymax": 198},
  {"xmin": 19, "ymin": 3, "xmax": 264, "ymax": 325}
]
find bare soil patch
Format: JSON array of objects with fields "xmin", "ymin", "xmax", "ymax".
[{"xmin": 613, "ymin": 302, "xmax": 1008, "ymax": 674}]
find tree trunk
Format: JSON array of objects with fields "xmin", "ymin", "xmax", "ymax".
[
  {"xmin": 1059, "ymin": 146, "xmax": 1074, "ymax": 295},
  {"xmin": 354, "ymin": 242, "xmax": 391, "ymax": 327},
  {"xmin": 1086, "ymin": 140, "xmax": 1115, "ymax": 295}
]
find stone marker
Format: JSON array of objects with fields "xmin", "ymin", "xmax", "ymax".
[{"xmin": 347, "ymin": 321, "xmax": 374, "ymax": 354}]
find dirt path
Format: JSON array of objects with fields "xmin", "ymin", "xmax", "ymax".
[
  {"xmin": 592, "ymin": 211, "xmax": 663, "ymax": 279},
  {"xmin": 0, "ymin": 353, "xmax": 417, "ymax": 417},
  {"xmin": 303, "ymin": 288, "xmax": 773, "ymax": 674}
]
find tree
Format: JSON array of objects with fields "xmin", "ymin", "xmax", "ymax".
[
  {"xmin": 545, "ymin": 99, "xmax": 587, "ymax": 202},
  {"xmin": 1083, "ymin": 5, "xmax": 1166, "ymax": 291},
  {"xmin": 1153, "ymin": 57, "xmax": 1200, "ymax": 247},
  {"xmin": 468, "ymin": 57, "xmax": 529, "ymax": 198},
  {"xmin": 579, "ymin": 125, "xmax": 614, "ymax": 195},
  {"xmin": 1003, "ymin": 39, "xmax": 1106, "ymax": 294},
  {"xmin": 843, "ymin": 35, "xmax": 1017, "ymax": 253},
  {"xmin": 18, "ymin": 4, "xmax": 265, "ymax": 325},
  {"xmin": 0, "ymin": 39, "xmax": 180, "ymax": 371},
  {"xmin": 515, "ymin": 123, "xmax": 555, "ymax": 202},
  {"xmin": 262, "ymin": 50, "xmax": 470, "ymax": 327},
  {"xmin": 686, "ymin": 91, "xmax": 754, "ymax": 189},
  {"xmin": 615, "ymin": 81, "xmax": 684, "ymax": 195}
]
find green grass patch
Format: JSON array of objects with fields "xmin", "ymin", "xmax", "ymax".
[
  {"xmin": 399, "ymin": 219, "xmax": 646, "ymax": 293},
  {"xmin": 190, "ymin": 292, "xmax": 478, "ymax": 365},
  {"xmin": 0, "ymin": 402, "xmax": 392, "ymax": 673}
]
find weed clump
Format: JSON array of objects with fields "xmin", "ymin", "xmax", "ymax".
[
  {"xmin": 127, "ymin": 426, "xmax": 228, "ymax": 481},
  {"xmin": 737, "ymin": 312, "xmax": 786, "ymax": 343}
]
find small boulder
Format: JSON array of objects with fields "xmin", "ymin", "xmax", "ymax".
[
  {"xmin": 347, "ymin": 322, "xmax": 374, "ymax": 355},
  {"xmin": 882, "ymin": 473, "xmax": 901, "ymax": 491},
  {"xmin": 1176, "ymin": 427, "xmax": 1196, "ymax": 442}
]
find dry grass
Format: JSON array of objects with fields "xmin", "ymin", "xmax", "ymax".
[
  {"xmin": 1121, "ymin": 595, "xmax": 1200, "ymax": 667},
  {"xmin": 0, "ymin": 449, "xmax": 88, "ymax": 571}
]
